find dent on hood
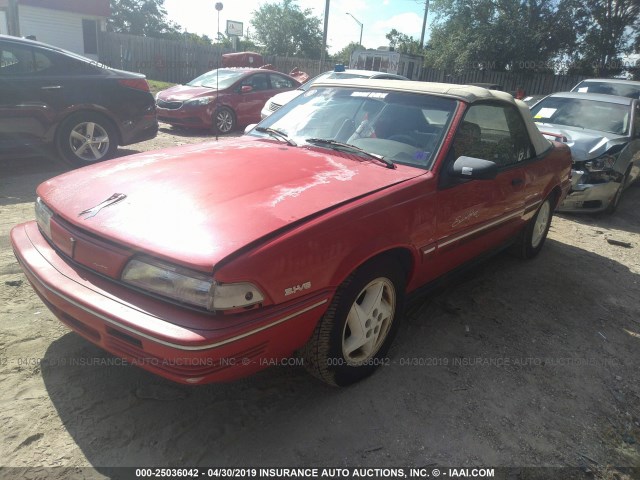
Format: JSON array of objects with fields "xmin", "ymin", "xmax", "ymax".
[
  {"xmin": 267, "ymin": 153, "xmax": 357, "ymax": 207},
  {"xmin": 537, "ymin": 123, "xmax": 628, "ymax": 161},
  {"xmin": 572, "ymin": 136, "xmax": 628, "ymax": 161}
]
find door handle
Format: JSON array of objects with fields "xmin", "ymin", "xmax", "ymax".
[
  {"xmin": 41, "ymin": 85, "xmax": 62, "ymax": 90},
  {"xmin": 511, "ymin": 178, "xmax": 524, "ymax": 186}
]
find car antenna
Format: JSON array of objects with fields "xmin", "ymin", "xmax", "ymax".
[{"xmin": 215, "ymin": 2, "xmax": 223, "ymax": 141}]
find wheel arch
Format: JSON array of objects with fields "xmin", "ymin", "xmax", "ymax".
[
  {"xmin": 548, "ymin": 185, "xmax": 562, "ymax": 209},
  {"xmin": 54, "ymin": 107, "xmax": 122, "ymax": 146},
  {"xmin": 212, "ymin": 104, "xmax": 237, "ymax": 132},
  {"xmin": 330, "ymin": 245, "xmax": 417, "ymax": 294}
]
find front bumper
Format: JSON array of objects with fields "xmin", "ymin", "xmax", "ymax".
[
  {"xmin": 11, "ymin": 221, "xmax": 330, "ymax": 384},
  {"xmin": 260, "ymin": 101, "xmax": 281, "ymax": 120},
  {"xmin": 558, "ymin": 170, "xmax": 619, "ymax": 213},
  {"xmin": 156, "ymin": 105, "xmax": 212, "ymax": 129}
]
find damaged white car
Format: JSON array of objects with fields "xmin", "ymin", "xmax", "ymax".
[{"xmin": 531, "ymin": 92, "xmax": 640, "ymax": 213}]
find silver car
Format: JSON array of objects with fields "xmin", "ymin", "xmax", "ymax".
[
  {"xmin": 530, "ymin": 92, "xmax": 640, "ymax": 213},
  {"xmin": 260, "ymin": 68, "xmax": 408, "ymax": 119}
]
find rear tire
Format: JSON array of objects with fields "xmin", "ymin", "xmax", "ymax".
[
  {"xmin": 57, "ymin": 112, "xmax": 118, "ymax": 167},
  {"xmin": 301, "ymin": 258, "xmax": 405, "ymax": 386}
]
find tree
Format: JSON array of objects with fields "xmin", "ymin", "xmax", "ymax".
[
  {"xmin": 385, "ymin": 29, "xmax": 425, "ymax": 56},
  {"xmin": 332, "ymin": 41, "xmax": 365, "ymax": 65},
  {"xmin": 108, "ymin": 0, "xmax": 180, "ymax": 37},
  {"xmin": 424, "ymin": 0, "xmax": 578, "ymax": 73},
  {"xmin": 108, "ymin": 0, "xmax": 213, "ymax": 44},
  {"xmin": 250, "ymin": 0, "xmax": 324, "ymax": 57},
  {"xmin": 563, "ymin": 0, "xmax": 640, "ymax": 76}
]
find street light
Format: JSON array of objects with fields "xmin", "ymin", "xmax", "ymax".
[{"xmin": 346, "ymin": 12, "xmax": 363, "ymax": 46}]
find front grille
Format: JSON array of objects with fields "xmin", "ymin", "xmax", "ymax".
[
  {"xmin": 157, "ymin": 99, "xmax": 183, "ymax": 110},
  {"xmin": 268, "ymin": 102, "xmax": 281, "ymax": 112},
  {"xmin": 582, "ymin": 200, "xmax": 602, "ymax": 209}
]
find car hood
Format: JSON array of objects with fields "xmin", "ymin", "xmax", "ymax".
[
  {"xmin": 535, "ymin": 123, "xmax": 628, "ymax": 161},
  {"xmin": 38, "ymin": 138, "xmax": 424, "ymax": 271},
  {"xmin": 268, "ymin": 89, "xmax": 303, "ymax": 107},
  {"xmin": 157, "ymin": 84, "xmax": 218, "ymax": 101}
]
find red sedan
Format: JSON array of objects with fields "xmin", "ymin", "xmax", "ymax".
[
  {"xmin": 11, "ymin": 79, "xmax": 572, "ymax": 386},
  {"xmin": 155, "ymin": 68, "xmax": 301, "ymax": 133}
]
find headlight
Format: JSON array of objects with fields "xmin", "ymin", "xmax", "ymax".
[
  {"xmin": 185, "ymin": 97, "xmax": 214, "ymax": 106},
  {"xmin": 585, "ymin": 155, "xmax": 615, "ymax": 171},
  {"xmin": 121, "ymin": 256, "xmax": 264, "ymax": 311},
  {"xmin": 35, "ymin": 197, "xmax": 53, "ymax": 239}
]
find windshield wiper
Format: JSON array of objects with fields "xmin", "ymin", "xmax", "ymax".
[
  {"xmin": 255, "ymin": 127, "xmax": 297, "ymax": 146},
  {"xmin": 305, "ymin": 138, "xmax": 395, "ymax": 169}
]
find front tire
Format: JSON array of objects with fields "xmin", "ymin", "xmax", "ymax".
[
  {"xmin": 606, "ymin": 169, "xmax": 630, "ymax": 214},
  {"xmin": 515, "ymin": 195, "xmax": 554, "ymax": 259},
  {"xmin": 213, "ymin": 106, "xmax": 236, "ymax": 134},
  {"xmin": 57, "ymin": 112, "xmax": 117, "ymax": 166},
  {"xmin": 301, "ymin": 258, "xmax": 406, "ymax": 386}
]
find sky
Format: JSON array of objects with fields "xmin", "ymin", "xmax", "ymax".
[{"xmin": 163, "ymin": 0, "xmax": 428, "ymax": 54}]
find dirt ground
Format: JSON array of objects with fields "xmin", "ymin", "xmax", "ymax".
[{"xmin": 1, "ymin": 125, "xmax": 640, "ymax": 479}]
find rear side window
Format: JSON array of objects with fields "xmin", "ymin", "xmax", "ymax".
[
  {"xmin": 453, "ymin": 103, "xmax": 534, "ymax": 166},
  {"xmin": 270, "ymin": 74, "xmax": 296, "ymax": 89},
  {"xmin": 0, "ymin": 43, "xmax": 51, "ymax": 76},
  {"xmin": 47, "ymin": 50, "xmax": 101, "ymax": 75}
]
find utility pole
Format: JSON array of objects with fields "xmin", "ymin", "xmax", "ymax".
[
  {"xmin": 320, "ymin": 0, "xmax": 330, "ymax": 72},
  {"xmin": 346, "ymin": 13, "xmax": 363, "ymax": 47},
  {"xmin": 419, "ymin": 0, "xmax": 429, "ymax": 48},
  {"xmin": 7, "ymin": 0, "xmax": 20, "ymax": 37},
  {"xmin": 215, "ymin": 2, "xmax": 223, "ymax": 141}
]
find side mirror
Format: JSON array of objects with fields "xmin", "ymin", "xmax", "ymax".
[
  {"xmin": 450, "ymin": 156, "xmax": 498, "ymax": 180},
  {"xmin": 241, "ymin": 85, "xmax": 253, "ymax": 94}
]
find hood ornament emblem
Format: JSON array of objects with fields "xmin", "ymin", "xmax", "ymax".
[{"xmin": 78, "ymin": 193, "xmax": 127, "ymax": 219}]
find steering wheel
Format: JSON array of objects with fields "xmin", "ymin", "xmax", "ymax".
[{"xmin": 388, "ymin": 134, "xmax": 420, "ymax": 147}]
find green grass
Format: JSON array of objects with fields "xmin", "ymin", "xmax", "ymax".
[{"xmin": 147, "ymin": 79, "xmax": 176, "ymax": 95}]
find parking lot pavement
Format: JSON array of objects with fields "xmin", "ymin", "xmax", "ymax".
[{"xmin": 1, "ymin": 126, "xmax": 639, "ymax": 476}]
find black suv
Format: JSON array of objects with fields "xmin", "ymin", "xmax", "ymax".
[{"xmin": 0, "ymin": 35, "xmax": 158, "ymax": 166}]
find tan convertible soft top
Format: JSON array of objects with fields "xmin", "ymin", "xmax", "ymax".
[{"xmin": 315, "ymin": 78, "xmax": 553, "ymax": 157}]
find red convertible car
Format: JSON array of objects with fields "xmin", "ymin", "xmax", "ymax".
[{"xmin": 11, "ymin": 80, "xmax": 572, "ymax": 386}]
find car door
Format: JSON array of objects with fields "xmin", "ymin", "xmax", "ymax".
[
  {"xmin": 234, "ymin": 72, "xmax": 274, "ymax": 125},
  {"xmin": 429, "ymin": 102, "xmax": 535, "ymax": 276},
  {"xmin": 0, "ymin": 41, "xmax": 62, "ymax": 150}
]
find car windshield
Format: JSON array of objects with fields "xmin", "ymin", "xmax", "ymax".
[
  {"xmin": 250, "ymin": 86, "xmax": 457, "ymax": 170},
  {"xmin": 573, "ymin": 81, "xmax": 640, "ymax": 99},
  {"xmin": 186, "ymin": 69, "xmax": 245, "ymax": 89},
  {"xmin": 531, "ymin": 97, "xmax": 630, "ymax": 135}
]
